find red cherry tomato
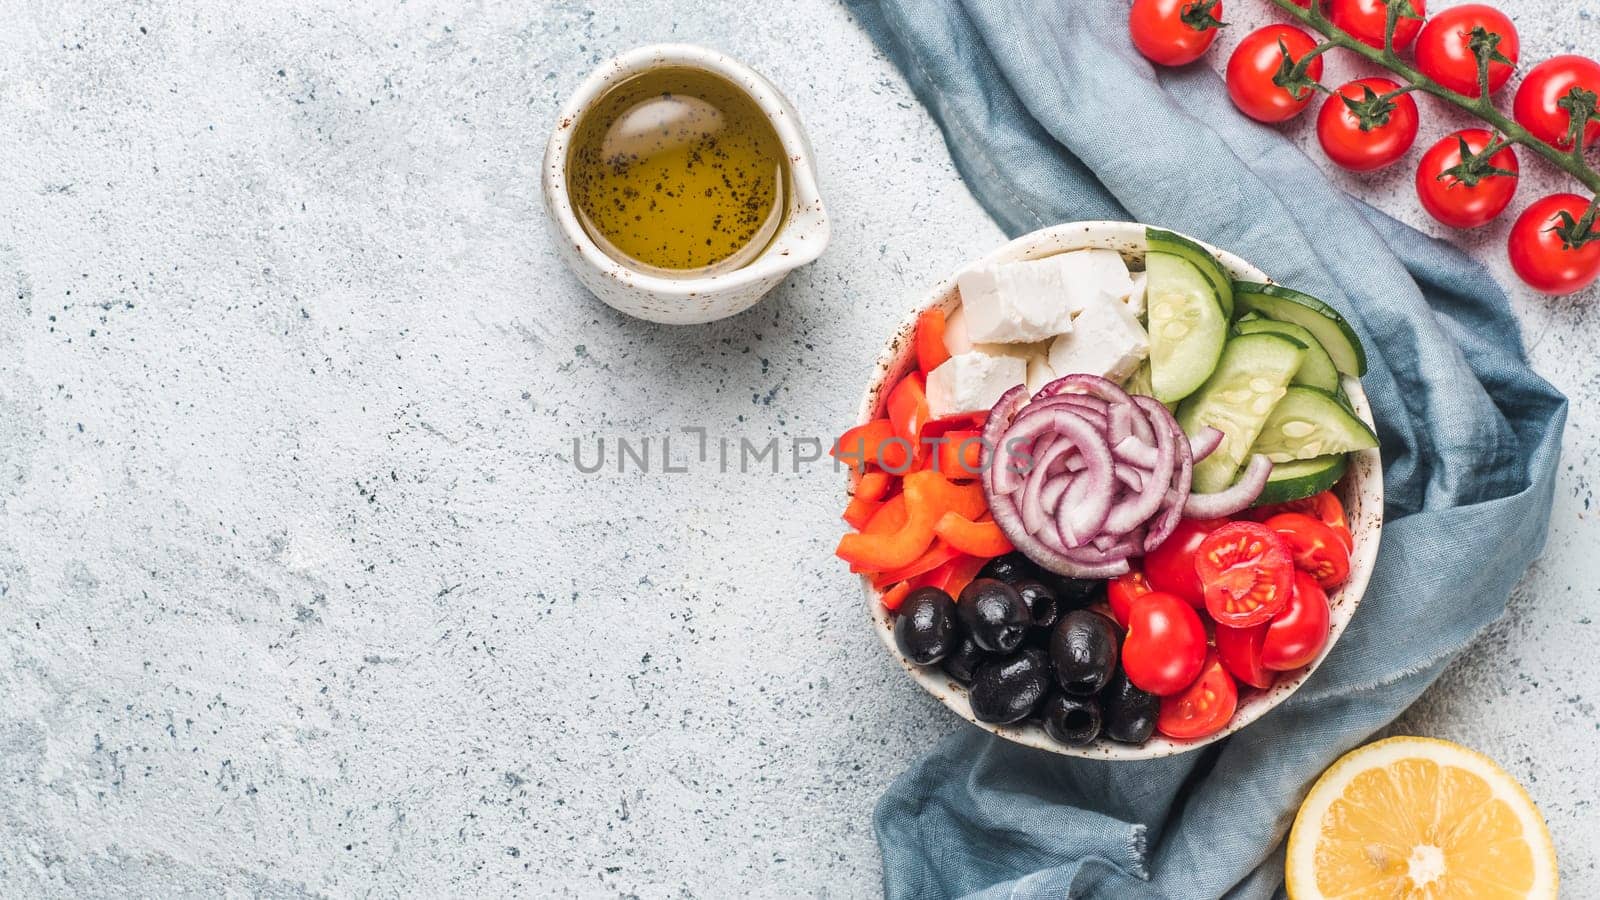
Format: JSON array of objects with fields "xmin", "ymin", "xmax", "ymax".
[
  {"xmin": 1214, "ymin": 622, "xmax": 1274, "ymax": 690},
  {"xmin": 1316, "ymin": 78, "xmax": 1420, "ymax": 172},
  {"xmin": 1107, "ymin": 569, "xmax": 1154, "ymax": 628},
  {"xmin": 1261, "ymin": 571, "xmax": 1333, "ymax": 671},
  {"xmin": 1195, "ymin": 522, "xmax": 1294, "ymax": 627},
  {"xmin": 1144, "ymin": 517, "xmax": 1225, "ymax": 608},
  {"xmin": 1130, "ymin": 0, "xmax": 1226, "ymax": 67},
  {"xmin": 1249, "ymin": 491, "xmax": 1352, "ymax": 552},
  {"xmin": 1122, "ymin": 592, "xmax": 1208, "ymax": 696},
  {"xmin": 1415, "ymin": 129, "xmax": 1519, "ymax": 229},
  {"xmin": 1413, "ymin": 4, "xmax": 1518, "ymax": 97},
  {"xmin": 1263, "ymin": 512, "xmax": 1352, "ymax": 589},
  {"xmin": 1507, "ymin": 194, "xmax": 1600, "ymax": 296},
  {"xmin": 1226, "ymin": 25, "xmax": 1325, "ymax": 123},
  {"xmin": 1513, "ymin": 56, "xmax": 1600, "ymax": 152},
  {"xmin": 1328, "ymin": 0, "xmax": 1426, "ymax": 51},
  {"xmin": 1156, "ymin": 653, "xmax": 1238, "ymax": 740}
]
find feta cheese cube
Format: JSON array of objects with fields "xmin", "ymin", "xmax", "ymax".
[
  {"xmin": 957, "ymin": 249, "xmax": 1139, "ymax": 344},
  {"xmin": 925, "ymin": 349, "xmax": 1026, "ymax": 418},
  {"xmin": 943, "ymin": 304, "xmax": 973, "ymax": 356},
  {"xmin": 1025, "ymin": 355, "xmax": 1057, "ymax": 395},
  {"xmin": 1125, "ymin": 271, "xmax": 1147, "ymax": 319},
  {"xmin": 1047, "ymin": 292, "xmax": 1150, "ymax": 384}
]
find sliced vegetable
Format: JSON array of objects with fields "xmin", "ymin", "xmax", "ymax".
[
  {"xmin": 935, "ymin": 512, "xmax": 1015, "ymax": 557},
  {"xmin": 1195, "ymin": 521, "xmax": 1294, "ymax": 627},
  {"xmin": 1254, "ymin": 454, "xmax": 1348, "ymax": 506},
  {"xmin": 1184, "ymin": 454, "xmax": 1273, "ymax": 518},
  {"xmin": 1251, "ymin": 386, "xmax": 1378, "ymax": 464},
  {"xmin": 842, "ymin": 494, "xmax": 881, "ymax": 530},
  {"xmin": 1233, "ymin": 318, "xmax": 1339, "ymax": 392},
  {"xmin": 886, "ymin": 373, "xmax": 930, "ymax": 446},
  {"xmin": 915, "ymin": 307, "xmax": 952, "ymax": 374},
  {"xmin": 1146, "ymin": 228, "xmax": 1234, "ymax": 319},
  {"xmin": 1263, "ymin": 512, "xmax": 1352, "ymax": 589},
  {"xmin": 872, "ymin": 538, "xmax": 963, "ymax": 588},
  {"xmin": 833, "ymin": 419, "xmax": 913, "ymax": 472},
  {"xmin": 854, "ymin": 469, "xmax": 893, "ymax": 503},
  {"xmin": 879, "ymin": 581, "xmax": 914, "ymax": 613},
  {"xmin": 1156, "ymin": 652, "xmax": 1238, "ymax": 739},
  {"xmin": 836, "ymin": 470, "xmax": 976, "ymax": 571},
  {"xmin": 935, "ymin": 429, "xmax": 986, "ymax": 479},
  {"xmin": 1145, "ymin": 251, "xmax": 1228, "ymax": 403},
  {"xmin": 1233, "ymin": 282, "xmax": 1367, "ymax": 376},
  {"xmin": 1177, "ymin": 332, "xmax": 1305, "ymax": 493},
  {"xmin": 1215, "ymin": 622, "xmax": 1275, "ymax": 690}
]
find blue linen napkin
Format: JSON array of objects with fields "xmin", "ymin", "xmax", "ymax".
[{"xmin": 847, "ymin": 1, "xmax": 1569, "ymax": 896}]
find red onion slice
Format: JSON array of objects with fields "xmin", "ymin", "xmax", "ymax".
[
  {"xmin": 1112, "ymin": 435, "xmax": 1158, "ymax": 468},
  {"xmin": 1189, "ymin": 426, "xmax": 1224, "ymax": 462},
  {"xmin": 1184, "ymin": 453, "xmax": 1273, "ymax": 518},
  {"xmin": 1136, "ymin": 396, "xmax": 1192, "ymax": 553},
  {"xmin": 1035, "ymin": 373, "xmax": 1137, "ymax": 409}
]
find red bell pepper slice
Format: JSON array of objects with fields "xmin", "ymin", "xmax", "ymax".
[
  {"xmin": 872, "ymin": 538, "xmax": 963, "ymax": 588},
  {"xmin": 842, "ymin": 494, "xmax": 881, "ymax": 530},
  {"xmin": 935, "ymin": 511, "xmax": 1015, "ymax": 557},
  {"xmin": 934, "ymin": 429, "xmax": 986, "ymax": 480},
  {"xmin": 832, "ymin": 419, "xmax": 913, "ymax": 472},
  {"xmin": 915, "ymin": 307, "xmax": 951, "ymax": 374},
  {"xmin": 854, "ymin": 470, "xmax": 893, "ymax": 503},
  {"xmin": 923, "ymin": 411, "xmax": 988, "ymax": 437},
  {"xmin": 937, "ymin": 554, "xmax": 991, "ymax": 600},
  {"xmin": 879, "ymin": 581, "xmax": 914, "ymax": 613},
  {"xmin": 886, "ymin": 373, "xmax": 930, "ymax": 447},
  {"xmin": 836, "ymin": 470, "xmax": 970, "ymax": 571}
]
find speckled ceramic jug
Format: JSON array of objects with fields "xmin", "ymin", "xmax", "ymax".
[{"xmin": 543, "ymin": 44, "xmax": 830, "ymax": 325}]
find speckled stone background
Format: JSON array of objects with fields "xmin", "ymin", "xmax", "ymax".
[{"xmin": 0, "ymin": 1, "xmax": 1595, "ymax": 896}]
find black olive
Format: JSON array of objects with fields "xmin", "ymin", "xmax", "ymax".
[
  {"xmin": 1049, "ymin": 609, "xmax": 1120, "ymax": 696},
  {"xmin": 893, "ymin": 587, "xmax": 958, "ymax": 665},
  {"xmin": 1014, "ymin": 580, "xmax": 1060, "ymax": 630},
  {"xmin": 1041, "ymin": 692, "xmax": 1103, "ymax": 746},
  {"xmin": 941, "ymin": 636, "xmax": 987, "ymax": 685},
  {"xmin": 968, "ymin": 648, "xmax": 1050, "ymax": 725},
  {"xmin": 1102, "ymin": 669, "xmax": 1160, "ymax": 744},
  {"xmin": 1039, "ymin": 574, "xmax": 1107, "ymax": 610},
  {"xmin": 957, "ymin": 579, "xmax": 1032, "ymax": 654},
  {"xmin": 976, "ymin": 553, "xmax": 1040, "ymax": 585}
]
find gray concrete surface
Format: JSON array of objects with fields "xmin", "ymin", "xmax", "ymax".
[{"xmin": 0, "ymin": 0, "xmax": 1595, "ymax": 896}]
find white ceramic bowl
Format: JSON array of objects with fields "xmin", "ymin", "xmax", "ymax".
[
  {"xmin": 542, "ymin": 44, "xmax": 830, "ymax": 325},
  {"xmin": 857, "ymin": 221, "xmax": 1383, "ymax": 760}
]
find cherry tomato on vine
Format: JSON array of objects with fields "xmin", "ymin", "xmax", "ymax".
[
  {"xmin": 1415, "ymin": 129, "xmax": 1519, "ymax": 229},
  {"xmin": 1107, "ymin": 569, "xmax": 1154, "ymax": 628},
  {"xmin": 1121, "ymin": 591, "xmax": 1207, "ymax": 696},
  {"xmin": 1316, "ymin": 78, "xmax": 1420, "ymax": 172},
  {"xmin": 1195, "ymin": 522, "xmax": 1294, "ymax": 627},
  {"xmin": 1156, "ymin": 653, "xmax": 1238, "ymax": 740},
  {"xmin": 1413, "ymin": 4, "xmax": 1518, "ymax": 97},
  {"xmin": 1226, "ymin": 25, "xmax": 1324, "ymax": 123},
  {"xmin": 1507, "ymin": 193, "xmax": 1600, "ymax": 296},
  {"xmin": 1512, "ymin": 55, "xmax": 1600, "ymax": 152},
  {"xmin": 1130, "ymin": 0, "xmax": 1226, "ymax": 67},
  {"xmin": 1214, "ymin": 622, "xmax": 1274, "ymax": 690},
  {"xmin": 1144, "ymin": 517, "xmax": 1224, "ymax": 608},
  {"xmin": 1261, "ymin": 571, "xmax": 1332, "ymax": 671},
  {"xmin": 1263, "ymin": 512, "xmax": 1351, "ymax": 589},
  {"xmin": 1328, "ymin": 0, "xmax": 1426, "ymax": 52}
]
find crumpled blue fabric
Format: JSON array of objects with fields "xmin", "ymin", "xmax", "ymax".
[{"xmin": 847, "ymin": 1, "xmax": 1569, "ymax": 896}]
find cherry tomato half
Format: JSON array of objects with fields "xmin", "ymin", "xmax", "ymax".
[
  {"xmin": 1507, "ymin": 194, "xmax": 1600, "ymax": 296},
  {"xmin": 1156, "ymin": 653, "xmax": 1238, "ymax": 740},
  {"xmin": 1415, "ymin": 129, "xmax": 1519, "ymax": 229},
  {"xmin": 1512, "ymin": 55, "xmax": 1600, "ymax": 152},
  {"xmin": 1414, "ymin": 4, "xmax": 1518, "ymax": 97},
  {"xmin": 1249, "ymin": 491, "xmax": 1352, "ymax": 552},
  {"xmin": 1144, "ymin": 517, "xmax": 1225, "ymax": 608},
  {"xmin": 1195, "ymin": 522, "xmax": 1294, "ymax": 627},
  {"xmin": 1328, "ymin": 0, "xmax": 1426, "ymax": 52},
  {"xmin": 1122, "ymin": 591, "xmax": 1208, "ymax": 696},
  {"xmin": 1316, "ymin": 78, "xmax": 1420, "ymax": 172},
  {"xmin": 1215, "ymin": 622, "xmax": 1274, "ymax": 690},
  {"xmin": 1130, "ymin": 0, "xmax": 1225, "ymax": 67},
  {"xmin": 1226, "ymin": 25, "xmax": 1324, "ymax": 123},
  {"xmin": 1107, "ymin": 568, "xmax": 1154, "ymax": 628},
  {"xmin": 1262, "ymin": 571, "xmax": 1332, "ymax": 671},
  {"xmin": 1263, "ymin": 512, "xmax": 1352, "ymax": 589}
]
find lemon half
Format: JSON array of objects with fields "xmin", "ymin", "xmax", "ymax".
[{"xmin": 1286, "ymin": 736, "xmax": 1558, "ymax": 899}]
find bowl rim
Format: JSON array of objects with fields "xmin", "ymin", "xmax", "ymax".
[{"xmin": 855, "ymin": 220, "xmax": 1384, "ymax": 761}]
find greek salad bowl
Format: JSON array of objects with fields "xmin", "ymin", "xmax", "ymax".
[{"xmin": 852, "ymin": 221, "xmax": 1383, "ymax": 760}]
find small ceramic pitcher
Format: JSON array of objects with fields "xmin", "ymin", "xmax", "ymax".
[{"xmin": 542, "ymin": 44, "xmax": 831, "ymax": 325}]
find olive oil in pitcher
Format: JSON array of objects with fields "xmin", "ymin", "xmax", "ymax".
[{"xmin": 566, "ymin": 67, "xmax": 789, "ymax": 277}]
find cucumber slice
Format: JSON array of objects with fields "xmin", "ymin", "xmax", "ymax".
[
  {"xmin": 1146, "ymin": 252, "xmax": 1228, "ymax": 404},
  {"xmin": 1234, "ymin": 319, "xmax": 1339, "ymax": 393},
  {"xmin": 1254, "ymin": 454, "xmax": 1348, "ymax": 506},
  {"xmin": 1233, "ymin": 282, "xmax": 1367, "ymax": 376},
  {"xmin": 1177, "ymin": 333, "xmax": 1305, "ymax": 493},
  {"xmin": 1252, "ymin": 385, "xmax": 1378, "ymax": 463},
  {"xmin": 1147, "ymin": 228, "xmax": 1234, "ymax": 319}
]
